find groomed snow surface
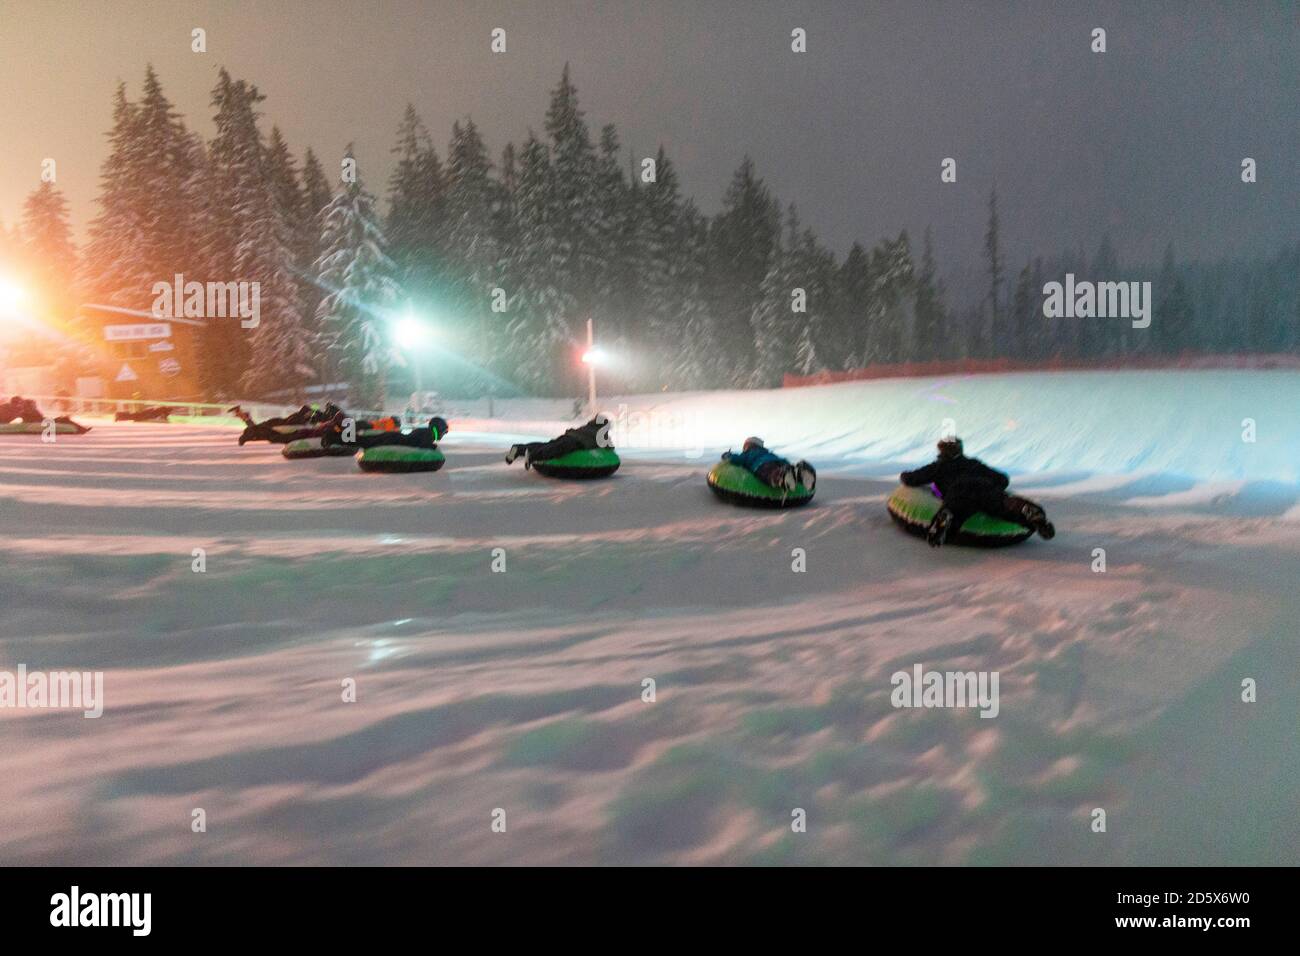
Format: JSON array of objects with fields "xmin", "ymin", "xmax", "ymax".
[{"xmin": 1, "ymin": 370, "xmax": 1297, "ymax": 865}]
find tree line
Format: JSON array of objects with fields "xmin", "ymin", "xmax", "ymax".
[{"xmin": 3, "ymin": 64, "xmax": 1296, "ymax": 403}]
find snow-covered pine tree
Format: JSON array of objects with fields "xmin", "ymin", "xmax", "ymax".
[
  {"xmin": 134, "ymin": 67, "xmax": 200, "ymax": 284},
  {"xmin": 312, "ymin": 145, "xmax": 402, "ymax": 409},
  {"xmin": 502, "ymin": 132, "xmax": 574, "ymax": 393},
  {"xmin": 21, "ymin": 181, "xmax": 84, "ymax": 378},
  {"xmin": 265, "ymin": 127, "xmax": 309, "ymax": 268},
  {"xmin": 983, "ymin": 186, "xmax": 1005, "ymax": 357},
  {"xmin": 440, "ymin": 117, "xmax": 502, "ymax": 382},
  {"xmin": 670, "ymin": 201, "xmax": 722, "ymax": 388},
  {"xmin": 543, "ymin": 64, "xmax": 602, "ymax": 335},
  {"xmin": 237, "ymin": 124, "xmax": 313, "ymax": 396},
  {"xmin": 838, "ymin": 241, "xmax": 872, "ymax": 367},
  {"xmin": 869, "ymin": 231, "xmax": 915, "ymax": 364},
  {"xmin": 749, "ymin": 204, "xmax": 801, "ymax": 387},
  {"xmin": 911, "ymin": 227, "xmax": 948, "ymax": 362},
  {"xmin": 1009, "ymin": 263, "xmax": 1035, "ymax": 362},
  {"xmin": 639, "ymin": 146, "xmax": 686, "ymax": 377},
  {"xmin": 1154, "ymin": 243, "xmax": 1192, "ymax": 357},
  {"xmin": 202, "ymin": 72, "xmax": 310, "ymax": 398},
  {"xmin": 386, "ymin": 105, "xmax": 446, "ymax": 305},
  {"xmin": 21, "ymin": 182, "xmax": 78, "ymax": 316},
  {"xmin": 591, "ymin": 124, "xmax": 640, "ymax": 363},
  {"xmin": 1088, "ymin": 234, "xmax": 1121, "ymax": 359},
  {"xmin": 795, "ymin": 227, "xmax": 840, "ymax": 374},
  {"xmin": 709, "ymin": 157, "xmax": 781, "ymax": 382},
  {"xmin": 81, "ymin": 82, "xmax": 147, "ymax": 311},
  {"xmin": 298, "ymin": 148, "xmax": 333, "ymax": 335},
  {"xmin": 200, "ymin": 68, "xmax": 257, "ymax": 394},
  {"xmin": 301, "ymin": 148, "xmax": 333, "ymax": 228}
]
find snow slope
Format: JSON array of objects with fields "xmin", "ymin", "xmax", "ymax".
[
  {"xmin": 0, "ymin": 370, "xmax": 1297, "ymax": 865},
  {"xmin": 451, "ymin": 369, "xmax": 1300, "ymax": 487}
]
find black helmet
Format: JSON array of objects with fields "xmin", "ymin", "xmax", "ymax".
[
  {"xmin": 937, "ymin": 437, "xmax": 964, "ymax": 460},
  {"xmin": 430, "ymin": 416, "xmax": 449, "ymax": 441}
]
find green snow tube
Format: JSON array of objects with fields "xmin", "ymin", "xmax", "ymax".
[
  {"xmin": 706, "ymin": 460, "xmax": 814, "ymax": 509},
  {"xmin": 0, "ymin": 420, "xmax": 90, "ymax": 435},
  {"xmin": 282, "ymin": 436, "xmax": 357, "ymax": 460},
  {"xmin": 356, "ymin": 445, "xmax": 446, "ymax": 473},
  {"xmin": 886, "ymin": 484, "xmax": 1033, "ymax": 547},
  {"xmin": 531, "ymin": 446, "xmax": 621, "ymax": 479}
]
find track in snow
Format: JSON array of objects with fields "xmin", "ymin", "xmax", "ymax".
[{"xmin": 0, "ymin": 418, "xmax": 1297, "ymax": 864}]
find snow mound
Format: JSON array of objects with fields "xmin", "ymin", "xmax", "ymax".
[{"xmin": 450, "ymin": 370, "xmax": 1299, "ymax": 484}]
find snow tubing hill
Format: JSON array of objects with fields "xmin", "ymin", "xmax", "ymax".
[
  {"xmin": 356, "ymin": 445, "xmax": 445, "ymax": 473},
  {"xmin": 0, "ymin": 421, "xmax": 90, "ymax": 435},
  {"xmin": 886, "ymin": 484, "xmax": 1033, "ymax": 547},
  {"xmin": 531, "ymin": 447, "xmax": 620, "ymax": 479},
  {"xmin": 282, "ymin": 437, "xmax": 356, "ymax": 459},
  {"xmin": 707, "ymin": 460, "xmax": 814, "ymax": 509}
]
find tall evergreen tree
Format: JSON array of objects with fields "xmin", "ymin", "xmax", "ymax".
[
  {"xmin": 639, "ymin": 147, "xmax": 686, "ymax": 366},
  {"xmin": 301, "ymin": 148, "xmax": 333, "ymax": 224},
  {"xmin": 503, "ymin": 132, "xmax": 573, "ymax": 392},
  {"xmin": 81, "ymin": 82, "xmax": 146, "ymax": 309},
  {"xmin": 299, "ymin": 147, "xmax": 333, "ymax": 334},
  {"xmin": 20, "ymin": 182, "xmax": 84, "ymax": 378},
  {"xmin": 200, "ymin": 71, "xmax": 310, "ymax": 397},
  {"xmin": 385, "ymin": 105, "xmax": 445, "ymax": 303},
  {"xmin": 135, "ymin": 66, "xmax": 200, "ymax": 280},
  {"xmin": 591, "ymin": 124, "xmax": 639, "ymax": 355},
  {"xmin": 1009, "ymin": 263, "xmax": 1035, "ymax": 361},
  {"xmin": 1087, "ymin": 234, "xmax": 1120, "ymax": 358},
  {"xmin": 911, "ymin": 227, "xmax": 947, "ymax": 361},
  {"xmin": 869, "ymin": 231, "xmax": 915, "ymax": 364},
  {"xmin": 543, "ymin": 64, "xmax": 602, "ymax": 334},
  {"xmin": 239, "ymin": 124, "xmax": 313, "ymax": 395},
  {"xmin": 669, "ymin": 202, "xmax": 722, "ymax": 388},
  {"xmin": 1153, "ymin": 242, "xmax": 1193, "ymax": 356},
  {"xmin": 750, "ymin": 204, "xmax": 802, "ymax": 386},
  {"xmin": 838, "ymin": 241, "xmax": 873, "ymax": 367},
  {"xmin": 313, "ymin": 145, "xmax": 402, "ymax": 408},
  {"xmin": 709, "ymin": 157, "xmax": 780, "ymax": 381},
  {"xmin": 983, "ymin": 186, "xmax": 1005, "ymax": 357},
  {"xmin": 21, "ymin": 182, "xmax": 78, "ymax": 315},
  {"xmin": 440, "ymin": 117, "xmax": 502, "ymax": 376}
]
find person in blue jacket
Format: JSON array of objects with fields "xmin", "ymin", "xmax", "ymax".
[{"xmin": 722, "ymin": 437, "xmax": 816, "ymax": 492}]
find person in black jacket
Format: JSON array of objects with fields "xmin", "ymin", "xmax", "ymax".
[
  {"xmin": 321, "ymin": 416, "xmax": 448, "ymax": 450},
  {"xmin": 232, "ymin": 403, "xmax": 351, "ymax": 444},
  {"xmin": 0, "ymin": 395, "xmax": 86, "ymax": 430},
  {"xmin": 900, "ymin": 437, "xmax": 1055, "ymax": 546},
  {"xmin": 0, "ymin": 395, "xmax": 43, "ymax": 423},
  {"xmin": 505, "ymin": 414, "xmax": 612, "ymax": 468}
]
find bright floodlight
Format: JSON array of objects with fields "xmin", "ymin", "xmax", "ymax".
[
  {"xmin": 394, "ymin": 314, "xmax": 434, "ymax": 350},
  {"xmin": 581, "ymin": 347, "xmax": 608, "ymax": 365},
  {"xmin": 0, "ymin": 276, "xmax": 26, "ymax": 313}
]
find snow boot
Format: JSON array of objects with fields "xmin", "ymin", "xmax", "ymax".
[
  {"xmin": 926, "ymin": 507, "xmax": 955, "ymax": 547},
  {"xmin": 505, "ymin": 445, "xmax": 521, "ymax": 465},
  {"xmin": 779, "ymin": 465, "xmax": 799, "ymax": 493},
  {"xmin": 1014, "ymin": 499, "xmax": 1055, "ymax": 540},
  {"xmin": 794, "ymin": 460, "xmax": 816, "ymax": 492},
  {"xmin": 522, "ymin": 449, "xmax": 533, "ymax": 471}
]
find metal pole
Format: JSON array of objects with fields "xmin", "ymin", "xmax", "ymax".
[{"xmin": 586, "ymin": 316, "xmax": 596, "ymax": 414}]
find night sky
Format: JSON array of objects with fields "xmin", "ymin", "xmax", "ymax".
[{"xmin": 2, "ymin": 0, "xmax": 1296, "ymax": 285}]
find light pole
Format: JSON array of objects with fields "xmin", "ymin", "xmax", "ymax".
[
  {"xmin": 394, "ymin": 312, "xmax": 434, "ymax": 411},
  {"xmin": 584, "ymin": 317, "xmax": 597, "ymax": 414}
]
